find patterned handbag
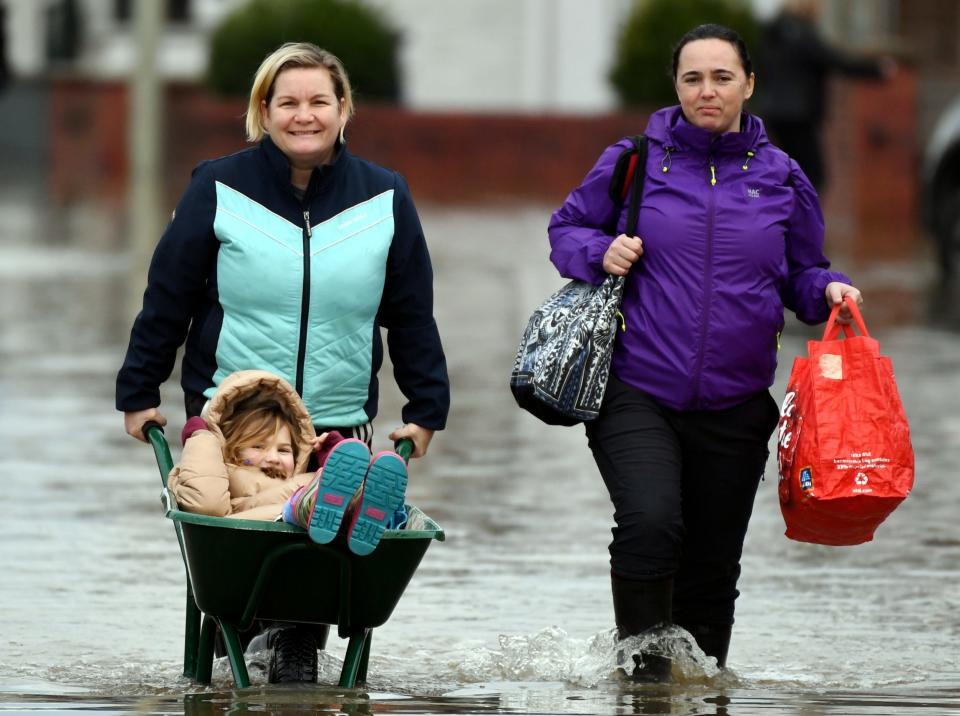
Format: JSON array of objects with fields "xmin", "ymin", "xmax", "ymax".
[{"xmin": 510, "ymin": 135, "xmax": 646, "ymax": 425}]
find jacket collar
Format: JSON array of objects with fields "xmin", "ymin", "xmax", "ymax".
[
  {"xmin": 646, "ymin": 105, "xmax": 765, "ymax": 155},
  {"xmin": 260, "ymin": 134, "xmax": 350, "ymax": 200}
]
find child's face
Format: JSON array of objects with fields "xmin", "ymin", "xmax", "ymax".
[{"xmin": 238, "ymin": 424, "xmax": 296, "ymax": 478}]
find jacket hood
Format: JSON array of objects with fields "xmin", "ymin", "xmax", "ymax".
[
  {"xmin": 644, "ymin": 105, "xmax": 769, "ymax": 156},
  {"xmin": 203, "ymin": 370, "xmax": 317, "ymax": 473}
]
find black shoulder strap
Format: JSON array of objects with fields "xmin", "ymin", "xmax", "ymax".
[{"xmin": 607, "ymin": 135, "xmax": 647, "ymax": 237}]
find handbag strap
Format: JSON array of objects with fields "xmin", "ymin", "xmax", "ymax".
[
  {"xmin": 822, "ymin": 295, "xmax": 869, "ymax": 341},
  {"xmin": 624, "ymin": 135, "xmax": 647, "ymax": 238}
]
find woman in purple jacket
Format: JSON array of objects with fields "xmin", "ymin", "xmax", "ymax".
[{"xmin": 548, "ymin": 24, "xmax": 862, "ymax": 680}]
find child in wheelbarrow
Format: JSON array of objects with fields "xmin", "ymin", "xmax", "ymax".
[{"xmin": 167, "ymin": 369, "xmax": 408, "ymax": 556}]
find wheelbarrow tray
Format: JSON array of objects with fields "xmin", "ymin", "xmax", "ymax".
[
  {"xmin": 145, "ymin": 423, "xmax": 443, "ymax": 688},
  {"xmin": 170, "ymin": 508, "xmax": 441, "ymax": 632}
]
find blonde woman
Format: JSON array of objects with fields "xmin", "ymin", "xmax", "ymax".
[{"xmin": 118, "ymin": 42, "xmax": 448, "ymax": 458}]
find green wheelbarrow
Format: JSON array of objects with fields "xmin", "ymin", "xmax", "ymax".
[{"xmin": 144, "ymin": 423, "xmax": 444, "ymax": 688}]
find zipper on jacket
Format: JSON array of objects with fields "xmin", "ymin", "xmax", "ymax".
[
  {"xmin": 661, "ymin": 146, "xmax": 673, "ymax": 174},
  {"xmin": 691, "ymin": 157, "xmax": 718, "ymax": 404},
  {"xmin": 295, "ymin": 210, "xmax": 312, "ymax": 395}
]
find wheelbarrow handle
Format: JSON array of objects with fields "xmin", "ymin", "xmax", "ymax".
[
  {"xmin": 394, "ymin": 437, "xmax": 414, "ymax": 462},
  {"xmin": 143, "ymin": 421, "xmax": 175, "ymax": 487}
]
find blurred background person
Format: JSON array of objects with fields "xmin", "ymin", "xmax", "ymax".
[{"xmin": 754, "ymin": 0, "xmax": 896, "ymax": 192}]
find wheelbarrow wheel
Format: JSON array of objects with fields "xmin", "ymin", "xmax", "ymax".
[{"xmin": 269, "ymin": 626, "xmax": 318, "ymax": 684}]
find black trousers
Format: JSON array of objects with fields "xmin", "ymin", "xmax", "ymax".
[{"xmin": 585, "ymin": 376, "xmax": 780, "ymax": 627}]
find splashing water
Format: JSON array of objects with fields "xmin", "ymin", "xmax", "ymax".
[
  {"xmin": 615, "ymin": 625, "xmax": 724, "ymax": 683},
  {"xmin": 449, "ymin": 626, "xmax": 723, "ymax": 688},
  {"xmin": 3, "ymin": 201, "xmax": 960, "ymax": 713}
]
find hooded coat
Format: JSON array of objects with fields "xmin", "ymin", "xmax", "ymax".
[
  {"xmin": 167, "ymin": 370, "xmax": 318, "ymax": 520},
  {"xmin": 548, "ymin": 106, "xmax": 850, "ymax": 411}
]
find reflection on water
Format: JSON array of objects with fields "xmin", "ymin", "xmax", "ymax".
[{"xmin": 1, "ymin": 191, "xmax": 959, "ymax": 714}]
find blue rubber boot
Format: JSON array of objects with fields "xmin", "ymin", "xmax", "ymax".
[
  {"xmin": 308, "ymin": 439, "xmax": 370, "ymax": 544},
  {"xmin": 347, "ymin": 451, "xmax": 408, "ymax": 556}
]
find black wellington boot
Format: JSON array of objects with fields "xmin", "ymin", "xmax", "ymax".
[
  {"xmin": 611, "ymin": 573, "xmax": 674, "ymax": 683},
  {"xmin": 679, "ymin": 623, "xmax": 732, "ymax": 668}
]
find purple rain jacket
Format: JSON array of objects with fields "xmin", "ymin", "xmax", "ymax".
[{"xmin": 548, "ymin": 106, "xmax": 851, "ymax": 412}]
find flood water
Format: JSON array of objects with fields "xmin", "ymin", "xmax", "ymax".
[{"xmin": 1, "ymin": 185, "xmax": 959, "ymax": 714}]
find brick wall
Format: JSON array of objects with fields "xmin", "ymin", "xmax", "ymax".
[
  {"xmin": 49, "ymin": 74, "xmax": 920, "ymax": 257},
  {"xmin": 48, "ymin": 79, "xmax": 128, "ymax": 205},
  {"xmin": 162, "ymin": 86, "xmax": 650, "ymax": 205},
  {"xmin": 821, "ymin": 70, "xmax": 919, "ymax": 261}
]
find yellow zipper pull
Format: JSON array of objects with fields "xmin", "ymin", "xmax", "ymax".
[
  {"xmin": 709, "ymin": 162, "xmax": 717, "ymax": 186},
  {"xmin": 776, "ymin": 330, "xmax": 782, "ymax": 351},
  {"xmin": 742, "ymin": 150, "xmax": 755, "ymax": 171},
  {"xmin": 616, "ymin": 310, "xmax": 626, "ymax": 332}
]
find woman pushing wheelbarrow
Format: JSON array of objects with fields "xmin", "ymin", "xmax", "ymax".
[{"xmin": 115, "ymin": 42, "xmax": 449, "ymax": 685}]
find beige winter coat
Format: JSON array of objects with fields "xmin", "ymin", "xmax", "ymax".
[{"xmin": 168, "ymin": 370, "xmax": 317, "ymax": 520}]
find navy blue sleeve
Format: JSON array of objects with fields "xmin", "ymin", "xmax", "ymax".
[
  {"xmin": 116, "ymin": 163, "xmax": 219, "ymax": 411},
  {"xmin": 379, "ymin": 175, "xmax": 450, "ymax": 430}
]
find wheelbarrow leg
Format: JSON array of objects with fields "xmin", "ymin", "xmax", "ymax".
[
  {"xmin": 182, "ymin": 586, "xmax": 202, "ymax": 679},
  {"xmin": 194, "ymin": 614, "xmax": 218, "ymax": 684},
  {"xmin": 339, "ymin": 628, "xmax": 371, "ymax": 688},
  {"xmin": 356, "ymin": 631, "xmax": 372, "ymax": 684},
  {"xmin": 219, "ymin": 621, "xmax": 251, "ymax": 688}
]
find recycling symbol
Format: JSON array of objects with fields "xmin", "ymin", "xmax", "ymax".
[{"xmin": 854, "ymin": 472, "xmax": 869, "ymax": 486}]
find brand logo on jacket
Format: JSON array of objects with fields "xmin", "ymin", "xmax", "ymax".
[
  {"xmin": 339, "ymin": 212, "xmax": 368, "ymax": 230},
  {"xmin": 747, "ymin": 188, "xmax": 760, "ymax": 198}
]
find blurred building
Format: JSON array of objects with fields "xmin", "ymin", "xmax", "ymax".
[
  {"xmin": 3, "ymin": 1, "xmax": 957, "ymax": 126},
  {"xmin": 5, "ymin": 0, "xmax": 634, "ymax": 113},
  {"xmin": 2, "ymin": 1, "xmax": 955, "ymax": 123},
  {"xmin": 6, "ymin": 0, "xmax": 219, "ymax": 81},
  {"xmin": 0, "ymin": 0, "xmax": 955, "ymax": 259}
]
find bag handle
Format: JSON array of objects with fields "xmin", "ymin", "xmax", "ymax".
[{"xmin": 822, "ymin": 295, "xmax": 869, "ymax": 341}]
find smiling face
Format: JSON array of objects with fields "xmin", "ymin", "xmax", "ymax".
[
  {"xmin": 675, "ymin": 38, "xmax": 755, "ymax": 135},
  {"xmin": 260, "ymin": 66, "xmax": 346, "ymax": 172},
  {"xmin": 237, "ymin": 423, "xmax": 296, "ymax": 479}
]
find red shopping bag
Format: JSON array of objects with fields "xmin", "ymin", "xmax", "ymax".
[{"xmin": 777, "ymin": 296, "xmax": 914, "ymax": 545}]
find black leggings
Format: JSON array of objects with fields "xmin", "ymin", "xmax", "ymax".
[{"xmin": 585, "ymin": 376, "xmax": 780, "ymax": 627}]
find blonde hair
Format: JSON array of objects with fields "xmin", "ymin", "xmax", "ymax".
[
  {"xmin": 245, "ymin": 42, "xmax": 355, "ymax": 143},
  {"xmin": 220, "ymin": 396, "xmax": 300, "ymax": 477}
]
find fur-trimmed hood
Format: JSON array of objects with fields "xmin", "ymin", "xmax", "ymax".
[{"xmin": 202, "ymin": 370, "xmax": 316, "ymax": 474}]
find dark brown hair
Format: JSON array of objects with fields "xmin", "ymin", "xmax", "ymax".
[{"xmin": 672, "ymin": 24, "xmax": 753, "ymax": 79}]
